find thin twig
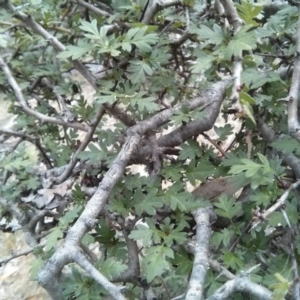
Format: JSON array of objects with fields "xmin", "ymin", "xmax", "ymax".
[
  {"xmin": 56, "ymin": 105, "xmax": 105, "ymax": 184},
  {"xmin": 250, "ymin": 180, "xmax": 300, "ymax": 231},
  {"xmin": 0, "ymin": 242, "xmax": 46, "ymax": 265}
]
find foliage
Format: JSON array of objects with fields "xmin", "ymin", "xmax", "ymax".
[{"xmin": 0, "ymin": 0, "xmax": 300, "ymax": 299}]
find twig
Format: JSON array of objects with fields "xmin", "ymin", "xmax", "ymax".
[
  {"xmin": 56, "ymin": 105, "xmax": 105, "ymax": 184},
  {"xmin": 0, "ymin": 128, "xmax": 52, "ymax": 168},
  {"xmin": 256, "ymin": 117, "xmax": 300, "ymax": 179},
  {"xmin": 74, "ymin": 0, "xmax": 111, "ymax": 18},
  {"xmin": 280, "ymin": 208, "xmax": 300, "ymax": 299},
  {"xmin": 250, "ymin": 180, "xmax": 300, "ymax": 231},
  {"xmin": 0, "ymin": 55, "xmax": 90, "ymax": 132},
  {"xmin": 0, "ymin": 242, "xmax": 46, "ymax": 265},
  {"xmin": 201, "ymin": 132, "xmax": 227, "ymax": 157},
  {"xmin": 112, "ymin": 220, "xmax": 140, "ymax": 283}
]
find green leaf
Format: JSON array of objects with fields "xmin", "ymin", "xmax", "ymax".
[
  {"xmin": 160, "ymin": 182, "xmax": 190, "ymax": 211},
  {"xmin": 97, "ymin": 258, "xmax": 128, "ymax": 280},
  {"xmin": 229, "ymin": 158, "xmax": 261, "ymax": 178},
  {"xmin": 270, "ymin": 273, "xmax": 290, "ymax": 299},
  {"xmin": 45, "ymin": 227, "xmax": 63, "ymax": 251},
  {"xmin": 190, "ymin": 53, "xmax": 213, "ymax": 73},
  {"xmin": 271, "ymin": 137, "xmax": 299, "ymax": 154},
  {"xmin": 178, "ymin": 140, "xmax": 201, "ymax": 160},
  {"xmin": 160, "ymin": 163, "xmax": 183, "ymax": 181},
  {"xmin": 129, "ymin": 224, "xmax": 154, "ymax": 246},
  {"xmin": 257, "ymin": 153, "xmax": 270, "ymax": 168},
  {"xmin": 214, "ymin": 194, "xmax": 242, "ymax": 220},
  {"xmin": 159, "ymin": 218, "xmax": 187, "ymax": 247},
  {"xmin": 2, "ymin": 155, "xmax": 31, "ymax": 172},
  {"xmin": 242, "ymin": 68, "xmax": 281, "ymax": 89},
  {"xmin": 23, "ymin": 176, "xmax": 40, "ymax": 190},
  {"xmin": 250, "ymin": 189, "xmax": 273, "ymax": 206},
  {"xmin": 133, "ymin": 188, "xmax": 163, "ymax": 215},
  {"xmin": 214, "ymin": 124, "xmax": 233, "ymax": 141},
  {"xmin": 59, "ymin": 205, "xmax": 82, "ymax": 227},
  {"xmin": 221, "ymin": 250, "xmax": 243, "ymax": 270},
  {"xmin": 57, "ymin": 44, "xmax": 92, "ymax": 60},
  {"xmin": 236, "ymin": 1, "xmax": 263, "ymax": 25},
  {"xmin": 185, "ymin": 161, "xmax": 216, "ymax": 185},
  {"xmin": 197, "ymin": 24, "xmax": 224, "ymax": 45},
  {"xmin": 29, "ymin": 257, "xmax": 44, "ymax": 280},
  {"xmin": 143, "ymin": 245, "xmax": 173, "ymax": 282},
  {"xmin": 211, "ymin": 228, "xmax": 233, "ymax": 248},
  {"xmin": 129, "ymin": 93, "xmax": 159, "ymax": 112},
  {"xmin": 0, "ymin": 33, "xmax": 8, "ymax": 48},
  {"xmin": 79, "ymin": 19, "xmax": 101, "ymax": 36},
  {"xmin": 78, "ymin": 143, "xmax": 105, "ymax": 164},
  {"xmin": 224, "ymin": 26, "xmax": 256, "ymax": 60},
  {"xmin": 127, "ymin": 59, "xmax": 154, "ymax": 83},
  {"xmin": 95, "ymin": 219, "xmax": 116, "ymax": 245},
  {"xmin": 172, "ymin": 246, "xmax": 193, "ymax": 275},
  {"xmin": 122, "ymin": 26, "xmax": 158, "ymax": 52}
]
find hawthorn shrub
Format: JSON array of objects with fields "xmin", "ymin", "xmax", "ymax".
[{"xmin": 0, "ymin": 0, "xmax": 300, "ymax": 299}]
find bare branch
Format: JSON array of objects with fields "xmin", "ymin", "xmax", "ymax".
[
  {"xmin": 142, "ymin": 0, "xmax": 182, "ymax": 24},
  {"xmin": 0, "ymin": 242, "xmax": 46, "ymax": 265},
  {"xmin": 0, "ymin": 55, "xmax": 90, "ymax": 132},
  {"xmin": 2, "ymin": 0, "xmax": 135, "ymax": 127},
  {"xmin": 220, "ymin": 0, "xmax": 244, "ymax": 112},
  {"xmin": 158, "ymin": 80, "xmax": 230, "ymax": 147},
  {"xmin": 287, "ymin": 5, "xmax": 300, "ymax": 140},
  {"xmin": 207, "ymin": 266, "xmax": 272, "ymax": 300},
  {"xmin": 185, "ymin": 207, "xmax": 216, "ymax": 300},
  {"xmin": 0, "ymin": 128, "xmax": 52, "ymax": 168},
  {"xmin": 256, "ymin": 117, "xmax": 300, "ymax": 179},
  {"xmin": 113, "ymin": 227, "xmax": 140, "ymax": 283},
  {"xmin": 75, "ymin": 0, "xmax": 111, "ymax": 18},
  {"xmin": 74, "ymin": 248, "xmax": 126, "ymax": 300},
  {"xmin": 250, "ymin": 180, "xmax": 300, "ymax": 231},
  {"xmin": 55, "ymin": 105, "xmax": 105, "ymax": 184},
  {"xmin": 281, "ymin": 209, "xmax": 300, "ymax": 299}
]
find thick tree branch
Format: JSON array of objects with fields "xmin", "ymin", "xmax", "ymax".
[
  {"xmin": 287, "ymin": 5, "xmax": 300, "ymax": 140},
  {"xmin": 158, "ymin": 80, "xmax": 230, "ymax": 147},
  {"xmin": 37, "ymin": 79, "xmax": 231, "ymax": 299},
  {"xmin": 185, "ymin": 207, "xmax": 216, "ymax": 300}
]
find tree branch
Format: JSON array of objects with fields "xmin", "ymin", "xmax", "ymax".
[
  {"xmin": 250, "ymin": 180, "xmax": 300, "ymax": 231},
  {"xmin": 207, "ymin": 266, "xmax": 272, "ymax": 300},
  {"xmin": 55, "ymin": 105, "xmax": 105, "ymax": 184},
  {"xmin": 185, "ymin": 207, "xmax": 216, "ymax": 300},
  {"xmin": 73, "ymin": 248, "xmax": 126, "ymax": 300},
  {"xmin": 287, "ymin": 5, "xmax": 300, "ymax": 140},
  {"xmin": 0, "ymin": 55, "xmax": 90, "ymax": 132}
]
